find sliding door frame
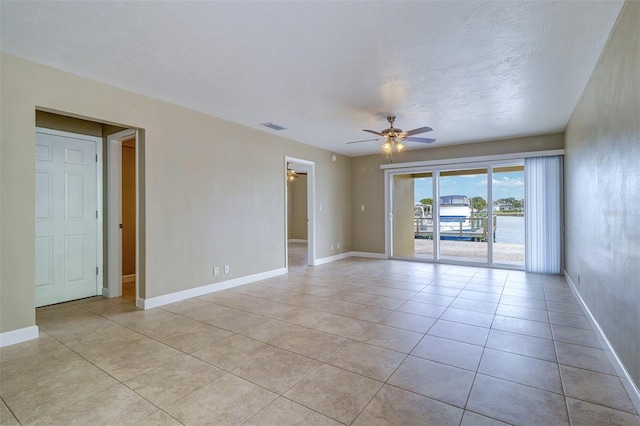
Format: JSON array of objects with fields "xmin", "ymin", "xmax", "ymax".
[{"xmin": 384, "ymin": 157, "xmax": 531, "ymax": 269}]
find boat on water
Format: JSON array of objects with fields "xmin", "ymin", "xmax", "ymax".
[
  {"xmin": 439, "ymin": 195, "xmax": 473, "ymax": 239},
  {"xmin": 415, "ymin": 195, "xmax": 490, "ymax": 241}
]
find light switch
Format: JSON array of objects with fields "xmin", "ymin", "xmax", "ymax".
[{"xmin": 361, "ymin": 205, "xmax": 365, "ymax": 211}]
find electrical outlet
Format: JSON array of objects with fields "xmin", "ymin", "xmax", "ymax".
[
  {"xmin": 331, "ymin": 244, "xmax": 334, "ymax": 250},
  {"xmin": 337, "ymin": 243, "xmax": 340, "ymax": 249},
  {"xmin": 214, "ymin": 266, "xmax": 219, "ymax": 276},
  {"xmin": 224, "ymin": 265, "xmax": 230, "ymax": 274}
]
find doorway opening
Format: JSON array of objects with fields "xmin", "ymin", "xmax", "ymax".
[
  {"xmin": 108, "ymin": 129, "xmax": 138, "ymax": 302},
  {"xmin": 33, "ymin": 109, "xmax": 144, "ymax": 313},
  {"xmin": 35, "ymin": 127, "xmax": 103, "ymax": 307},
  {"xmin": 121, "ymin": 137, "xmax": 136, "ymax": 300},
  {"xmin": 284, "ymin": 157, "xmax": 316, "ymax": 269}
]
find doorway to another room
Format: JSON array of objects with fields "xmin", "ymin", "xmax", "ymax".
[
  {"xmin": 108, "ymin": 129, "xmax": 138, "ymax": 303},
  {"xmin": 35, "ymin": 127, "xmax": 103, "ymax": 307},
  {"xmin": 285, "ymin": 157, "xmax": 316, "ymax": 269},
  {"xmin": 35, "ymin": 111, "xmax": 143, "ymax": 309},
  {"xmin": 121, "ymin": 138, "xmax": 137, "ymax": 300}
]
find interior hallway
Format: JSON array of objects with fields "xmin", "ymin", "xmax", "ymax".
[{"xmin": 1, "ymin": 258, "xmax": 638, "ymax": 425}]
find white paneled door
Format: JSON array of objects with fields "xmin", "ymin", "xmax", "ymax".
[{"xmin": 35, "ymin": 129, "xmax": 101, "ymax": 307}]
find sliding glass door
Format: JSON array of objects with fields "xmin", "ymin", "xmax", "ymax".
[
  {"xmin": 388, "ymin": 160, "xmax": 525, "ymax": 268},
  {"xmin": 438, "ymin": 168, "xmax": 489, "ymax": 263},
  {"xmin": 413, "ymin": 173, "xmax": 434, "ymax": 260},
  {"xmin": 492, "ymin": 165, "xmax": 525, "ymax": 266},
  {"xmin": 391, "ymin": 173, "xmax": 434, "ymax": 260}
]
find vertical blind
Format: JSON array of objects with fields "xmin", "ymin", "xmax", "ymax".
[{"xmin": 525, "ymin": 156, "xmax": 563, "ymax": 273}]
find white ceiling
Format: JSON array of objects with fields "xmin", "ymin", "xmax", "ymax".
[{"xmin": 0, "ymin": 1, "xmax": 623, "ymax": 157}]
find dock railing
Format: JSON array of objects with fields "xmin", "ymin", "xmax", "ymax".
[{"xmin": 415, "ymin": 215, "xmax": 497, "ymax": 242}]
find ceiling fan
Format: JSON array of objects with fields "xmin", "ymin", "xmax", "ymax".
[{"xmin": 347, "ymin": 115, "xmax": 435, "ymax": 154}]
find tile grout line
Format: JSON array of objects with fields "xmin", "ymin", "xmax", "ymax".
[
  {"xmin": 459, "ymin": 275, "xmax": 503, "ymax": 422},
  {"xmin": 0, "ymin": 395, "xmax": 22, "ymax": 426},
  {"xmin": 27, "ymin": 328, "xmax": 173, "ymax": 425},
  {"xmin": 40, "ymin": 301, "xmax": 290, "ymax": 425},
  {"xmin": 547, "ymin": 283, "xmax": 574, "ymax": 426},
  {"xmin": 24, "ymin": 260, "xmax": 638, "ymax": 425}
]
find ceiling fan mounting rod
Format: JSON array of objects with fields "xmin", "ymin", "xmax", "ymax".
[{"xmin": 383, "ymin": 115, "xmax": 402, "ymax": 139}]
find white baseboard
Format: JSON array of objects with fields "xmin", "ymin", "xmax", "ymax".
[
  {"xmin": 122, "ymin": 274, "xmax": 136, "ymax": 283},
  {"xmin": 288, "ymin": 239, "xmax": 308, "ymax": 243},
  {"xmin": 349, "ymin": 251, "xmax": 387, "ymax": 259},
  {"xmin": 138, "ymin": 267, "xmax": 288, "ymax": 310},
  {"xmin": 0, "ymin": 325, "xmax": 39, "ymax": 348},
  {"xmin": 313, "ymin": 251, "xmax": 386, "ymax": 266},
  {"xmin": 563, "ymin": 270, "xmax": 640, "ymax": 413},
  {"xmin": 313, "ymin": 252, "xmax": 352, "ymax": 265},
  {"xmin": 139, "ymin": 253, "xmax": 388, "ymax": 308}
]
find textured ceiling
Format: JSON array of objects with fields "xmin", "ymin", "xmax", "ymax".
[{"xmin": 0, "ymin": 1, "xmax": 623, "ymax": 156}]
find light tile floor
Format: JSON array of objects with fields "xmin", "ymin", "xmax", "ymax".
[{"xmin": 1, "ymin": 252, "xmax": 639, "ymax": 425}]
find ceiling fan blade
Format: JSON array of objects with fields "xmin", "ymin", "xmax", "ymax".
[
  {"xmin": 404, "ymin": 136, "xmax": 436, "ymax": 144},
  {"xmin": 403, "ymin": 126, "xmax": 433, "ymax": 136},
  {"xmin": 346, "ymin": 138, "xmax": 380, "ymax": 144},
  {"xmin": 362, "ymin": 129, "xmax": 383, "ymax": 136}
]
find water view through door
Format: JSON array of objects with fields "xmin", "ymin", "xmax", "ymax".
[
  {"xmin": 438, "ymin": 168, "xmax": 488, "ymax": 263},
  {"xmin": 390, "ymin": 162, "xmax": 525, "ymax": 267},
  {"xmin": 492, "ymin": 165, "xmax": 525, "ymax": 266}
]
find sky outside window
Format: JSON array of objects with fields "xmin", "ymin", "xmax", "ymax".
[{"xmin": 414, "ymin": 171, "xmax": 524, "ymax": 203}]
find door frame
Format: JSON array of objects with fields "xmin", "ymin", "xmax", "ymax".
[
  {"xmin": 35, "ymin": 127, "xmax": 103, "ymax": 301},
  {"xmin": 385, "ymin": 159, "xmax": 528, "ymax": 269},
  {"xmin": 284, "ymin": 156, "xmax": 316, "ymax": 267},
  {"xmin": 386, "ymin": 163, "xmax": 493, "ymax": 266},
  {"xmin": 107, "ymin": 129, "xmax": 137, "ymax": 298}
]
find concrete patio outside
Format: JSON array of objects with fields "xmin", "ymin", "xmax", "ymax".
[{"xmin": 414, "ymin": 239, "xmax": 525, "ymax": 265}]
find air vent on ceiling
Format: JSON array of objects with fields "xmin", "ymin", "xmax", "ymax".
[{"xmin": 262, "ymin": 122, "xmax": 288, "ymax": 131}]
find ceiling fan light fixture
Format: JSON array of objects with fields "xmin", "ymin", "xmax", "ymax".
[
  {"xmin": 348, "ymin": 115, "xmax": 435, "ymax": 155},
  {"xmin": 286, "ymin": 167, "xmax": 297, "ymax": 182}
]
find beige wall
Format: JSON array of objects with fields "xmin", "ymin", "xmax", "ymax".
[
  {"xmin": 565, "ymin": 0, "xmax": 639, "ymax": 387},
  {"xmin": 122, "ymin": 141, "xmax": 136, "ymax": 276},
  {"xmin": 351, "ymin": 133, "xmax": 564, "ymax": 254},
  {"xmin": 0, "ymin": 53, "xmax": 352, "ymax": 333},
  {"xmin": 288, "ymin": 175, "xmax": 308, "ymax": 240}
]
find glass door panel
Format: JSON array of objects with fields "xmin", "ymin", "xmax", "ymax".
[
  {"xmin": 392, "ymin": 174, "xmax": 416, "ymax": 258},
  {"xmin": 413, "ymin": 173, "xmax": 434, "ymax": 260},
  {"xmin": 492, "ymin": 165, "xmax": 525, "ymax": 266},
  {"xmin": 438, "ymin": 168, "xmax": 489, "ymax": 263},
  {"xmin": 391, "ymin": 172, "xmax": 434, "ymax": 260}
]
